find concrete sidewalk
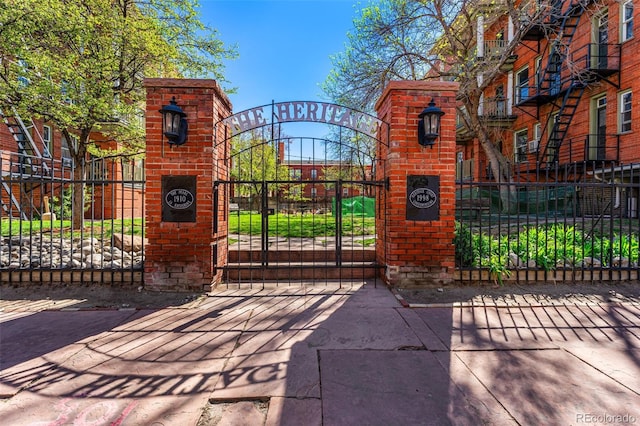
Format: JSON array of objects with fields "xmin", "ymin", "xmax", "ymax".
[{"xmin": 1, "ymin": 283, "xmax": 639, "ymax": 425}]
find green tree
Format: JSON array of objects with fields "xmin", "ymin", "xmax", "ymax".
[
  {"xmin": 0, "ymin": 0, "xmax": 236, "ymax": 227},
  {"xmin": 230, "ymin": 129, "xmax": 290, "ymax": 211},
  {"xmin": 323, "ymin": 0, "xmax": 548, "ymax": 211}
]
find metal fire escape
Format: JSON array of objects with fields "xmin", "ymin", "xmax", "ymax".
[
  {"xmin": 0, "ymin": 108, "xmax": 52, "ymax": 219},
  {"xmin": 536, "ymin": 0, "xmax": 586, "ymax": 165},
  {"xmin": 516, "ymin": 0, "xmax": 620, "ymax": 173}
]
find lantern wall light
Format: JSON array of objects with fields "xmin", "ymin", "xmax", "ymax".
[
  {"xmin": 418, "ymin": 98, "xmax": 445, "ymax": 148},
  {"xmin": 159, "ymin": 96, "xmax": 188, "ymax": 145}
]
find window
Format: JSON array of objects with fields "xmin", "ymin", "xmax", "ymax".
[
  {"xmin": 61, "ymin": 134, "xmax": 75, "ymax": 167},
  {"xmin": 514, "ymin": 129, "xmax": 528, "ymax": 163},
  {"xmin": 88, "ymin": 156, "xmax": 107, "ymax": 180},
  {"xmin": 343, "ymin": 187, "xmax": 349, "ymax": 197},
  {"xmin": 495, "ymin": 84, "xmax": 506, "ymax": 116},
  {"xmin": 310, "ymin": 187, "xmax": 317, "ymax": 198},
  {"xmin": 533, "ymin": 122, "xmax": 542, "ymax": 141},
  {"xmin": 622, "ymin": 0, "xmax": 633, "ymax": 41},
  {"xmin": 515, "ymin": 67, "xmax": 529, "ymax": 104},
  {"xmin": 456, "ymin": 151, "xmax": 464, "ymax": 163},
  {"xmin": 310, "ymin": 169, "xmax": 318, "ymax": 179},
  {"xmin": 122, "ymin": 159, "xmax": 145, "ymax": 187},
  {"xmin": 289, "ymin": 168, "xmax": 301, "ymax": 180},
  {"xmin": 529, "ymin": 123, "xmax": 542, "ymax": 153},
  {"xmin": 534, "ymin": 57, "xmax": 542, "ymax": 87},
  {"xmin": 619, "ymin": 90, "xmax": 632, "ymax": 133},
  {"xmin": 42, "ymin": 125, "xmax": 52, "ymax": 158}
]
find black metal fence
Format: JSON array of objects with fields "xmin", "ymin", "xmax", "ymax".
[
  {"xmin": 0, "ymin": 152, "xmax": 145, "ymax": 285},
  {"xmin": 456, "ymin": 161, "xmax": 640, "ymax": 284}
]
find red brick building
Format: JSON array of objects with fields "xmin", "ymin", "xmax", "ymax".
[
  {"xmin": 283, "ymin": 160, "xmax": 372, "ymax": 201},
  {"xmin": 0, "ymin": 112, "xmax": 144, "ymax": 219},
  {"xmin": 457, "ymin": 0, "xmax": 638, "ymax": 183}
]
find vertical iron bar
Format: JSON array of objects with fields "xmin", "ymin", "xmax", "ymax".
[
  {"xmin": 336, "ymin": 179, "xmax": 343, "ymax": 267},
  {"xmin": 261, "ymin": 180, "xmax": 269, "ymax": 267}
]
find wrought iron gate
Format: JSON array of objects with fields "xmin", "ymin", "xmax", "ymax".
[{"xmin": 213, "ymin": 101, "xmax": 388, "ymax": 287}]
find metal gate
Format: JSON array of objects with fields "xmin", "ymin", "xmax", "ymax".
[{"xmin": 213, "ymin": 101, "xmax": 388, "ymax": 287}]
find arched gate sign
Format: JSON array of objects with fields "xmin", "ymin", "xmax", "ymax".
[
  {"xmin": 222, "ymin": 101, "xmax": 383, "ymax": 138},
  {"xmin": 212, "ymin": 101, "xmax": 389, "ymax": 287}
]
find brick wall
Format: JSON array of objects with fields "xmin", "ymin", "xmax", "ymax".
[
  {"xmin": 375, "ymin": 81, "xmax": 459, "ymax": 287},
  {"xmin": 144, "ymin": 78, "xmax": 231, "ymax": 291},
  {"xmin": 476, "ymin": 0, "xmax": 640, "ymax": 172}
]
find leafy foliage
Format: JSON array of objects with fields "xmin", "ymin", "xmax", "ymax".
[
  {"xmin": 0, "ymin": 0, "xmax": 236, "ymax": 226},
  {"xmin": 51, "ymin": 185, "xmax": 91, "ymax": 220},
  {"xmin": 455, "ymin": 222, "xmax": 640, "ymax": 282}
]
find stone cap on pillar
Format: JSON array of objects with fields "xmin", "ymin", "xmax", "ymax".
[
  {"xmin": 144, "ymin": 78, "xmax": 232, "ymax": 112},
  {"xmin": 375, "ymin": 80, "xmax": 460, "ymax": 111}
]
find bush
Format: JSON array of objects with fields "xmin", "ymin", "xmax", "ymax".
[{"xmin": 454, "ymin": 221, "xmax": 640, "ymax": 280}]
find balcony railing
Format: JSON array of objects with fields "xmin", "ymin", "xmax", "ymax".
[
  {"xmin": 581, "ymin": 134, "xmax": 620, "ymax": 163},
  {"xmin": 553, "ymin": 134, "xmax": 620, "ymax": 164},
  {"xmin": 483, "ymin": 39, "xmax": 508, "ymax": 57},
  {"xmin": 570, "ymin": 43, "xmax": 621, "ymax": 77},
  {"xmin": 480, "ymin": 97, "xmax": 514, "ymax": 119}
]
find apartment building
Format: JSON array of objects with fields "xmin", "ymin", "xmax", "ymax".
[
  {"xmin": 457, "ymin": 0, "xmax": 637, "ymax": 183},
  {"xmin": 284, "ymin": 160, "xmax": 370, "ymax": 200},
  {"xmin": 0, "ymin": 112, "xmax": 144, "ymax": 219}
]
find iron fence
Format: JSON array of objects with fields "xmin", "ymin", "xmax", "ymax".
[
  {"xmin": 456, "ymin": 161, "xmax": 640, "ymax": 284},
  {"xmin": 0, "ymin": 152, "xmax": 145, "ymax": 285}
]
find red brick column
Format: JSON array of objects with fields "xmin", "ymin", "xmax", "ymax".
[
  {"xmin": 144, "ymin": 79, "xmax": 231, "ymax": 291},
  {"xmin": 375, "ymin": 81, "xmax": 459, "ymax": 287}
]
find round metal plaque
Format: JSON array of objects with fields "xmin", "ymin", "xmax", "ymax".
[
  {"xmin": 165, "ymin": 188, "xmax": 194, "ymax": 210},
  {"xmin": 409, "ymin": 187, "xmax": 437, "ymax": 209}
]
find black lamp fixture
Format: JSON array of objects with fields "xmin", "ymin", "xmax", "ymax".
[
  {"xmin": 418, "ymin": 98, "xmax": 445, "ymax": 148},
  {"xmin": 159, "ymin": 96, "xmax": 188, "ymax": 145}
]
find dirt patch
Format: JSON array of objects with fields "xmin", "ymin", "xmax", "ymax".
[
  {"xmin": 197, "ymin": 400, "xmax": 269, "ymax": 426},
  {"xmin": 396, "ymin": 282, "xmax": 640, "ymax": 306},
  {"xmin": 0, "ymin": 284, "xmax": 205, "ymax": 310}
]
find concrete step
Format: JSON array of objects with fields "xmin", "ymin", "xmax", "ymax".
[
  {"xmin": 228, "ymin": 249, "xmax": 376, "ymax": 263},
  {"xmin": 222, "ymin": 262, "xmax": 380, "ymax": 281}
]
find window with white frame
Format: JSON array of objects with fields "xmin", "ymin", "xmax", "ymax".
[
  {"xmin": 622, "ymin": 0, "xmax": 634, "ymax": 41},
  {"xmin": 515, "ymin": 67, "xmax": 529, "ymax": 104},
  {"xmin": 534, "ymin": 57, "xmax": 542, "ymax": 87},
  {"xmin": 310, "ymin": 169, "xmax": 318, "ymax": 179},
  {"xmin": 310, "ymin": 187, "xmax": 317, "ymax": 198},
  {"xmin": 514, "ymin": 129, "xmax": 528, "ymax": 163},
  {"xmin": 619, "ymin": 90, "xmax": 632, "ymax": 133},
  {"xmin": 533, "ymin": 122, "xmax": 542, "ymax": 141},
  {"xmin": 42, "ymin": 125, "xmax": 52, "ymax": 157},
  {"xmin": 343, "ymin": 187, "xmax": 349, "ymax": 197},
  {"xmin": 456, "ymin": 151, "xmax": 464, "ymax": 162},
  {"xmin": 61, "ymin": 134, "xmax": 75, "ymax": 167},
  {"xmin": 530, "ymin": 123, "xmax": 542, "ymax": 152}
]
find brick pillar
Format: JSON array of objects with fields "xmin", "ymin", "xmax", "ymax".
[
  {"xmin": 375, "ymin": 81, "xmax": 459, "ymax": 287},
  {"xmin": 144, "ymin": 79, "xmax": 231, "ymax": 291}
]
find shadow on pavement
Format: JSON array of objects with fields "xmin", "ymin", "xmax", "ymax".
[{"xmin": 1, "ymin": 283, "xmax": 638, "ymax": 425}]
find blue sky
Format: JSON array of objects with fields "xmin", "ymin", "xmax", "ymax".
[{"xmin": 200, "ymin": 0, "xmax": 359, "ymax": 113}]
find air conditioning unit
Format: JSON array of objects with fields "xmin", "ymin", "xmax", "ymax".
[{"xmin": 528, "ymin": 139, "xmax": 539, "ymax": 153}]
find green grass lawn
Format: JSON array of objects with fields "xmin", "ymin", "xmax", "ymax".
[
  {"xmin": 228, "ymin": 212, "xmax": 375, "ymax": 238},
  {"xmin": 1, "ymin": 218, "xmax": 144, "ymax": 239},
  {"xmin": 2, "ymin": 213, "xmax": 371, "ymax": 240}
]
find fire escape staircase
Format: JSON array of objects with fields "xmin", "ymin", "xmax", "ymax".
[
  {"xmin": 0, "ymin": 108, "xmax": 52, "ymax": 219},
  {"xmin": 538, "ymin": 82, "xmax": 586, "ymax": 164},
  {"xmin": 533, "ymin": 0, "xmax": 586, "ymax": 166}
]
